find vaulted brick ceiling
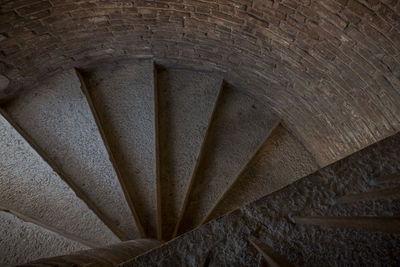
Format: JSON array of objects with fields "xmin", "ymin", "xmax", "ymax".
[{"xmin": 1, "ymin": 0, "xmax": 399, "ymax": 166}]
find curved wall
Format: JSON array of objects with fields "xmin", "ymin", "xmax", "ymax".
[{"xmin": 1, "ymin": 0, "xmax": 400, "ymax": 165}]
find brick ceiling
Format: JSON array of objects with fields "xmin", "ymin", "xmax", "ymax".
[{"xmin": 1, "ymin": 0, "xmax": 399, "ymax": 165}]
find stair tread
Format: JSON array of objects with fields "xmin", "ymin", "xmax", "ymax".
[
  {"xmin": 336, "ymin": 186, "xmax": 400, "ymax": 203},
  {"xmin": 203, "ymin": 124, "xmax": 319, "ymax": 223},
  {"xmin": 294, "ymin": 216, "xmax": 400, "ymax": 233},
  {"xmin": 3, "ymin": 69, "xmax": 139, "ymax": 240},
  {"xmin": 0, "ymin": 113, "xmax": 119, "ymax": 246},
  {"xmin": 157, "ymin": 69, "xmax": 221, "ymax": 240},
  {"xmin": 80, "ymin": 60, "xmax": 158, "ymax": 238},
  {"xmin": 176, "ymin": 87, "xmax": 279, "ymax": 235},
  {"xmin": 0, "ymin": 210, "xmax": 88, "ymax": 266}
]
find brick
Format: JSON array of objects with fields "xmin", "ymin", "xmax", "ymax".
[
  {"xmin": 211, "ymin": 10, "xmax": 244, "ymax": 24},
  {"xmin": 339, "ymin": 7, "xmax": 362, "ymax": 24},
  {"xmin": 252, "ymin": 0, "xmax": 273, "ymax": 10},
  {"xmin": 313, "ymin": 3, "xmax": 348, "ymax": 29},
  {"xmin": 277, "ymin": 3, "xmax": 296, "ymax": 15},
  {"xmin": 366, "ymin": 13, "xmax": 392, "ymax": 33},
  {"xmin": 359, "ymin": 0, "xmax": 381, "ymax": 8},
  {"xmin": 281, "ymin": 0, "xmax": 300, "ymax": 10},
  {"xmin": 316, "ymin": 0, "xmax": 344, "ymax": 12},
  {"xmin": 377, "ymin": 3, "xmax": 400, "ymax": 25},
  {"xmin": 344, "ymin": 25, "xmax": 381, "ymax": 54},
  {"xmin": 347, "ymin": 0, "xmax": 375, "ymax": 17},
  {"xmin": 16, "ymin": 1, "xmax": 52, "ymax": 16},
  {"xmin": 358, "ymin": 23, "xmax": 397, "ymax": 54},
  {"xmin": 387, "ymin": 27, "xmax": 400, "ymax": 47},
  {"xmin": 333, "ymin": 0, "xmax": 349, "ymax": 6}
]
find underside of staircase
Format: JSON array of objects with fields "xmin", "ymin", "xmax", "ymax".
[{"xmin": 0, "ymin": 59, "xmax": 399, "ymax": 266}]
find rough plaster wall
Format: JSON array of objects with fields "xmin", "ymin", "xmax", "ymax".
[
  {"xmin": 4, "ymin": 69, "xmax": 139, "ymax": 240},
  {"xmin": 0, "ymin": 114, "xmax": 119, "ymax": 247},
  {"xmin": 157, "ymin": 69, "xmax": 221, "ymax": 240},
  {"xmin": 0, "ymin": 211, "xmax": 88, "ymax": 266},
  {"xmin": 82, "ymin": 60, "xmax": 158, "ymax": 238},
  {"xmin": 125, "ymin": 132, "xmax": 400, "ymax": 266},
  {"xmin": 177, "ymin": 87, "xmax": 279, "ymax": 235},
  {"xmin": 206, "ymin": 123, "xmax": 320, "ymax": 222}
]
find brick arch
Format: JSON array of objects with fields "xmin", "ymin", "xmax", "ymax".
[{"xmin": 1, "ymin": 0, "xmax": 400, "ymax": 164}]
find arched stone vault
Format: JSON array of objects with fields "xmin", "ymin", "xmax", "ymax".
[{"xmin": 1, "ymin": 0, "xmax": 399, "ymax": 165}]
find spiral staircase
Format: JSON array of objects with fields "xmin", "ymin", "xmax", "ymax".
[
  {"xmin": 0, "ymin": 59, "xmax": 399, "ymax": 266},
  {"xmin": 0, "ymin": 59, "xmax": 313, "ymax": 265},
  {"xmin": 1, "ymin": 0, "xmax": 400, "ymax": 265}
]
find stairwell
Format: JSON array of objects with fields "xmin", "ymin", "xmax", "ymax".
[{"xmin": 0, "ymin": 0, "xmax": 400, "ymax": 266}]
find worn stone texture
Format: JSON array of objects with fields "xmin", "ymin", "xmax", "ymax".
[
  {"xmin": 3, "ymin": 69, "xmax": 140, "ymax": 240},
  {"xmin": 205, "ymin": 123, "xmax": 320, "ymax": 223},
  {"xmin": 81, "ymin": 60, "xmax": 158, "ymax": 238},
  {"xmin": 0, "ymin": 211, "xmax": 88, "ymax": 266},
  {"xmin": 0, "ymin": 114, "xmax": 119, "ymax": 247},
  {"xmin": 157, "ymin": 69, "xmax": 221, "ymax": 241},
  {"xmin": 176, "ymin": 87, "xmax": 279, "ymax": 235},
  {"xmin": 125, "ymin": 132, "xmax": 400, "ymax": 266}
]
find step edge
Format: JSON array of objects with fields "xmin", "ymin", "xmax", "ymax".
[
  {"xmin": 0, "ymin": 107, "xmax": 126, "ymax": 242},
  {"xmin": 75, "ymin": 68, "xmax": 147, "ymax": 238},
  {"xmin": 0, "ymin": 206, "xmax": 95, "ymax": 248},
  {"xmin": 199, "ymin": 118, "xmax": 283, "ymax": 225},
  {"xmin": 172, "ymin": 79, "xmax": 225, "ymax": 238}
]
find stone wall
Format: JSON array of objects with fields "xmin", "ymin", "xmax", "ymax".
[{"xmin": 1, "ymin": 0, "xmax": 400, "ymax": 165}]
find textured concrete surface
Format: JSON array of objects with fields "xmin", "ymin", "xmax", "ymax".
[
  {"xmin": 0, "ymin": 114, "xmax": 119, "ymax": 247},
  {"xmin": 157, "ymin": 69, "xmax": 221, "ymax": 240},
  {"xmin": 4, "ymin": 69, "xmax": 140, "ymax": 240},
  {"xmin": 22, "ymin": 239, "xmax": 162, "ymax": 266},
  {"xmin": 81, "ymin": 60, "xmax": 158, "ymax": 238},
  {"xmin": 125, "ymin": 132, "xmax": 400, "ymax": 266},
  {"xmin": 176, "ymin": 87, "xmax": 279, "ymax": 235},
  {"xmin": 205, "ymin": 124, "xmax": 320, "ymax": 222},
  {"xmin": 0, "ymin": 211, "xmax": 88, "ymax": 266}
]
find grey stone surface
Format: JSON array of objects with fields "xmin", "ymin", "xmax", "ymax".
[
  {"xmin": 82, "ymin": 60, "xmax": 158, "ymax": 238},
  {"xmin": 4, "ymin": 69, "xmax": 140, "ymax": 240},
  {"xmin": 125, "ymin": 132, "xmax": 400, "ymax": 266},
  {"xmin": 205, "ymin": 124, "xmax": 319, "ymax": 222},
  {"xmin": 157, "ymin": 69, "xmax": 221, "ymax": 240},
  {"xmin": 176, "ymin": 87, "xmax": 279, "ymax": 235},
  {"xmin": 0, "ymin": 211, "xmax": 88, "ymax": 266},
  {"xmin": 0, "ymin": 114, "xmax": 119, "ymax": 247}
]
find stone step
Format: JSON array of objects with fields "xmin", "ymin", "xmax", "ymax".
[
  {"xmin": 0, "ymin": 210, "xmax": 88, "ymax": 266},
  {"xmin": 202, "ymin": 123, "xmax": 319, "ymax": 224},
  {"xmin": 0, "ymin": 113, "xmax": 119, "ymax": 246},
  {"xmin": 372, "ymin": 172, "xmax": 400, "ymax": 185},
  {"xmin": 3, "ymin": 69, "xmax": 139, "ymax": 240},
  {"xmin": 336, "ymin": 186, "xmax": 400, "ymax": 203},
  {"xmin": 156, "ymin": 68, "xmax": 222, "ymax": 241},
  {"xmin": 294, "ymin": 216, "xmax": 400, "ymax": 233},
  {"xmin": 79, "ymin": 60, "xmax": 158, "ymax": 238},
  {"xmin": 174, "ymin": 86, "xmax": 279, "ymax": 236}
]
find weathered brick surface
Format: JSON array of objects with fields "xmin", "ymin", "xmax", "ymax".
[{"xmin": 0, "ymin": 0, "xmax": 400, "ymax": 165}]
